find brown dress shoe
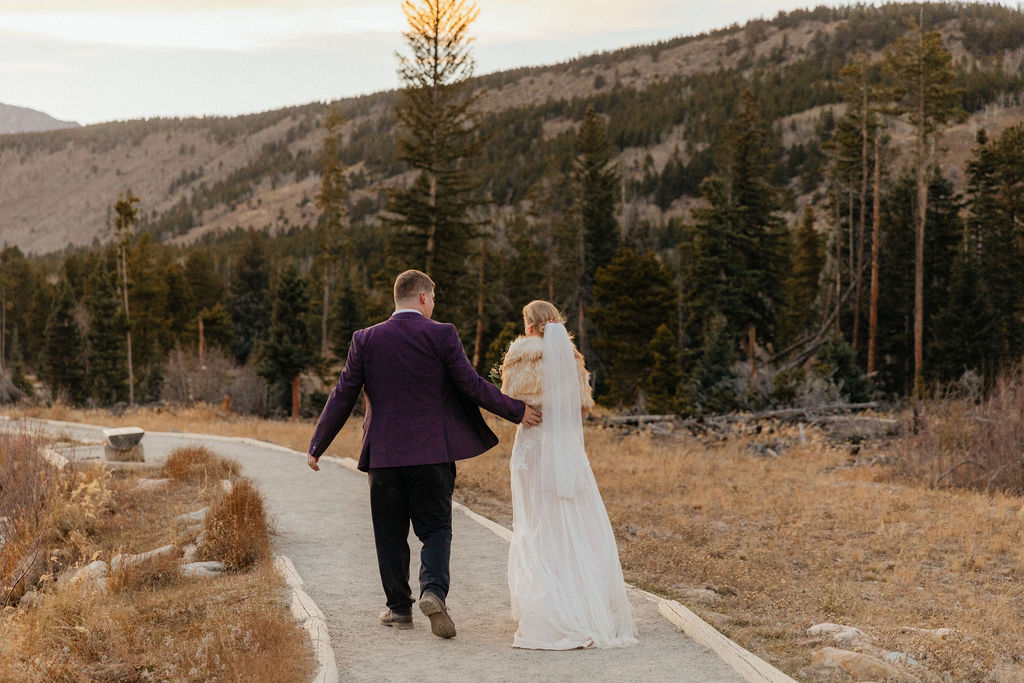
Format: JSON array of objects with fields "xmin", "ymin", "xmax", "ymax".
[
  {"xmin": 418, "ymin": 591, "xmax": 456, "ymax": 639},
  {"xmin": 379, "ymin": 608, "xmax": 413, "ymax": 629}
]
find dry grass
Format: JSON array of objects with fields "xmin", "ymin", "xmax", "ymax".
[
  {"xmin": 201, "ymin": 479, "xmax": 273, "ymax": 571},
  {"xmin": 0, "ymin": 428, "xmax": 313, "ymax": 682},
  {"xmin": 14, "ymin": 403, "xmax": 1024, "ymax": 680},
  {"xmin": 896, "ymin": 373, "xmax": 1024, "ymax": 495},
  {"xmin": 163, "ymin": 445, "xmax": 240, "ymax": 482}
]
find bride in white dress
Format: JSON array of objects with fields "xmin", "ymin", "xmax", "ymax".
[{"xmin": 500, "ymin": 300, "xmax": 638, "ymax": 650}]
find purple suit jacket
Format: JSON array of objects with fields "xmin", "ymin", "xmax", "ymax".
[{"xmin": 307, "ymin": 311, "xmax": 526, "ymax": 471}]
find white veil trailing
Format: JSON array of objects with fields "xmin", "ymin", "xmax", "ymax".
[{"xmin": 539, "ymin": 322, "xmax": 588, "ymax": 499}]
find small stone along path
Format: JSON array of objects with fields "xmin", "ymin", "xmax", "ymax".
[{"xmin": 14, "ymin": 418, "xmax": 787, "ymax": 682}]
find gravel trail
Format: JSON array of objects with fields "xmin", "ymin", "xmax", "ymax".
[{"xmin": 17, "ymin": 419, "xmax": 742, "ymax": 682}]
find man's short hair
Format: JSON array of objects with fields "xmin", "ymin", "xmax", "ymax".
[{"xmin": 393, "ymin": 269, "xmax": 435, "ymax": 303}]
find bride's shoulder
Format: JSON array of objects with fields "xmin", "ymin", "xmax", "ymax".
[{"xmin": 503, "ymin": 335, "xmax": 543, "ymax": 363}]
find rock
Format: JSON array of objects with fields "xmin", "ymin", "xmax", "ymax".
[
  {"xmin": 811, "ymin": 647, "xmax": 912, "ymax": 682},
  {"xmin": 181, "ymin": 544, "xmax": 199, "ymax": 563},
  {"xmin": 884, "ymin": 651, "xmax": 920, "ymax": 668},
  {"xmin": 808, "ymin": 622, "xmax": 869, "ymax": 647},
  {"xmin": 681, "ymin": 588, "xmax": 721, "ymax": 605},
  {"xmin": 19, "ymin": 590, "xmax": 40, "ymax": 608},
  {"xmin": 110, "ymin": 544, "xmax": 177, "ymax": 571},
  {"xmin": 135, "ymin": 478, "xmax": 170, "ymax": 491},
  {"xmin": 59, "ymin": 560, "xmax": 110, "ymax": 593},
  {"xmin": 177, "ymin": 507, "xmax": 209, "ymax": 523},
  {"xmin": 102, "ymin": 426, "xmax": 145, "ymax": 450},
  {"xmin": 196, "ymin": 530, "xmax": 208, "ymax": 548},
  {"xmin": 220, "ymin": 479, "xmax": 233, "ymax": 493},
  {"xmin": 40, "ymin": 447, "xmax": 68, "ymax": 470},
  {"xmin": 182, "ymin": 561, "xmax": 226, "ymax": 577}
]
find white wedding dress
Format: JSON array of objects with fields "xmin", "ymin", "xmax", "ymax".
[{"xmin": 506, "ymin": 323, "xmax": 638, "ymax": 650}]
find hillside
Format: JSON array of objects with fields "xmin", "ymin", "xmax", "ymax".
[
  {"xmin": 0, "ymin": 103, "xmax": 79, "ymax": 137},
  {"xmin": 1, "ymin": 3, "xmax": 1024, "ymax": 256}
]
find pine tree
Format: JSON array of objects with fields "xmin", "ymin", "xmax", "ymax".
[
  {"xmin": 883, "ymin": 18, "xmax": 966, "ymax": 394},
  {"xmin": 113, "ymin": 191, "xmax": 139, "ymax": 405},
  {"xmin": 42, "ymin": 277, "xmax": 87, "ymax": 405},
  {"xmin": 84, "ymin": 266, "xmax": 129, "ymax": 406},
  {"xmin": 257, "ymin": 265, "xmax": 317, "ymax": 418},
  {"xmin": 591, "ymin": 248, "xmax": 674, "ymax": 408},
  {"xmin": 646, "ymin": 323, "xmax": 681, "ymax": 414},
  {"xmin": 571, "ymin": 105, "xmax": 620, "ymax": 359},
  {"xmin": 779, "ymin": 206, "xmax": 825, "ymax": 347},
  {"xmin": 315, "ymin": 106, "xmax": 349, "ymax": 358},
  {"xmin": 681, "ymin": 90, "xmax": 788, "ymax": 382},
  {"xmin": 330, "ymin": 279, "xmax": 367, "ymax": 363},
  {"xmin": 385, "ymin": 0, "xmax": 484, "ymax": 324},
  {"xmin": 228, "ymin": 231, "xmax": 272, "ymax": 364}
]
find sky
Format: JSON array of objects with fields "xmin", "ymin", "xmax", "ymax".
[{"xmin": 1, "ymin": 0, "xmax": 916, "ymax": 126}]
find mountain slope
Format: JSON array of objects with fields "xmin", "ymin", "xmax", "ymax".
[
  {"xmin": 1, "ymin": 2, "xmax": 1023, "ymax": 256},
  {"xmin": 0, "ymin": 103, "xmax": 79, "ymax": 136}
]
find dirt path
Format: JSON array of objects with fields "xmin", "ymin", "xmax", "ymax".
[{"xmin": 19, "ymin": 419, "xmax": 742, "ymax": 682}]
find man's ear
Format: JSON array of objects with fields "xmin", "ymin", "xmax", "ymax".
[{"xmin": 419, "ymin": 291, "xmax": 427, "ymax": 305}]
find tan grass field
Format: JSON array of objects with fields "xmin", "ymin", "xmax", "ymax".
[
  {"xmin": 11, "ymin": 404, "xmax": 1024, "ymax": 680},
  {"xmin": 0, "ymin": 431, "xmax": 313, "ymax": 682}
]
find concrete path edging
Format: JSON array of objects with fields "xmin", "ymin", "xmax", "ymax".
[
  {"xmin": 5, "ymin": 417, "xmax": 793, "ymax": 682},
  {"xmin": 275, "ymin": 554, "xmax": 340, "ymax": 683}
]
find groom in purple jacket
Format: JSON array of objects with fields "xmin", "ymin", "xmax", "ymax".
[{"xmin": 306, "ymin": 269, "xmax": 541, "ymax": 639}]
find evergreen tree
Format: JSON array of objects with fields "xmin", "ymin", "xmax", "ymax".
[
  {"xmin": 931, "ymin": 242, "xmax": 1000, "ymax": 385},
  {"xmin": 42, "ymin": 278, "xmax": 87, "ymax": 405},
  {"xmin": 330, "ymin": 279, "xmax": 367, "ymax": 363},
  {"xmin": 590, "ymin": 248, "xmax": 674, "ymax": 408},
  {"xmin": 113, "ymin": 191, "xmax": 139, "ymax": 405},
  {"xmin": 315, "ymin": 106, "xmax": 349, "ymax": 358},
  {"xmin": 385, "ymin": 0, "xmax": 485, "ymax": 325},
  {"xmin": 570, "ymin": 105, "xmax": 620, "ymax": 359},
  {"xmin": 646, "ymin": 323, "xmax": 681, "ymax": 414},
  {"xmin": 84, "ymin": 266, "xmax": 129, "ymax": 406},
  {"xmin": 779, "ymin": 206, "xmax": 825, "ymax": 347},
  {"xmin": 257, "ymin": 265, "xmax": 317, "ymax": 418},
  {"xmin": 228, "ymin": 231, "xmax": 272, "ymax": 364},
  {"xmin": 883, "ymin": 19, "xmax": 966, "ymax": 394},
  {"xmin": 681, "ymin": 90, "xmax": 788, "ymax": 381}
]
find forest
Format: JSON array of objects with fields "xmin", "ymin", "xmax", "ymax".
[{"xmin": 1, "ymin": 1, "xmax": 1023, "ymax": 417}]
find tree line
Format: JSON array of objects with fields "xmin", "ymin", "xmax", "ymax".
[{"xmin": 2, "ymin": 1, "xmax": 1023, "ymax": 415}]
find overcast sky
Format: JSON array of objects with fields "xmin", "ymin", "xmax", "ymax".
[{"xmin": 1, "ymin": 0, "xmax": 921, "ymax": 125}]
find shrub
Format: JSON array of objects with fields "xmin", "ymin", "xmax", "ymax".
[
  {"xmin": 896, "ymin": 370, "xmax": 1024, "ymax": 494},
  {"xmin": 201, "ymin": 480, "xmax": 271, "ymax": 571},
  {"xmin": 162, "ymin": 447, "xmax": 238, "ymax": 483}
]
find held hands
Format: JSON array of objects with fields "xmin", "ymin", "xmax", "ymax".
[
  {"xmin": 307, "ymin": 453, "xmax": 320, "ymax": 472},
  {"xmin": 522, "ymin": 404, "xmax": 543, "ymax": 427}
]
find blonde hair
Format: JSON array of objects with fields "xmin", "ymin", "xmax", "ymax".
[
  {"xmin": 522, "ymin": 300, "xmax": 566, "ymax": 337},
  {"xmin": 393, "ymin": 269, "xmax": 435, "ymax": 304}
]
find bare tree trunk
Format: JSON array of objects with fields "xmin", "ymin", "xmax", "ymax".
[
  {"xmin": 291, "ymin": 373, "xmax": 301, "ymax": 419},
  {"xmin": 0, "ymin": 289, "xmax": 5, "ymax": 372},
  {"xmin": 854, "ymin": 87, "xmax": 869, "ymax": 353},
  {"xmin": 868, "ymin": 132, "xmax": 881, "ymax": 376},
  {"xmin": 321, "ymin": 277, "xmax": 330, "ymax": 358},
  {"xmin": 748, "ymin": 323, "xmax": 757, "ymax": 382},
  {"xmin": 119, "ymin": 243, "xmax": 134, "ymax": 407},
  {"xmin": 834, "ymin": 187, "xmax": 842, "ymax": 338},
  {"xmin": 198, "ymin": 317, "xmax": 205, "ymax": 367},
  {"xmin": 472, "ymin": 240, "xmax": 486, "ymax": 370},
  {"xmin": 913, "ymin": 36, "xmax": 927, "ymax": 397},
  {"xmin": 425, "ymin": 173, "xmax": 437, "ymax": 277}
]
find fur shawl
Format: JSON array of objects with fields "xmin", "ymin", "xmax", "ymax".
[{"xmin": 500, "ymin": 335, "xmax": 594, "ymax": 411}]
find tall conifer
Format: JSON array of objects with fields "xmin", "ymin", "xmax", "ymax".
[{"xmin": 42, "ymin": 278, "xmax": 87, "ymax": 405}]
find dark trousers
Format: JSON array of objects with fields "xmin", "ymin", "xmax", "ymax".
[{"xmin": 368, "ymin": 462, "xmax": 456, "ymax": 615}]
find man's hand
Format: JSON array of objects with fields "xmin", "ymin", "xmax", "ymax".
[
  {"xmin": 307, "ymin": 453, "xmax": 320, "ymax": 471},
  {"xmin": 521, "ymin": 404, "xmax": 542, "ymax": 427}
]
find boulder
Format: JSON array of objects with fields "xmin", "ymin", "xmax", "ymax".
[
  {"xmin": 808, "ymin": 622, "xmax": 869, "ymax": 647},
  {"xmin": 182, "ymin": 561, "xmax": 226, "ymax": 577},
  {"xmin": 103, "ymin": 427, "xmax": 145, "ymax": 463},
  {"xmin": 110, "ymin": 544, "xmax": 177, "ymax": 571},
  {"xmin": 176, "ymin": 507, "xmax": 209, "ymax": 523},
  {"xmin": 135, "ymin": 478, "xmax": 170, "ymax": 491},
  {"xmin": 811, "ymin": 647, "xmax": 915, "ymax": 682}
]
